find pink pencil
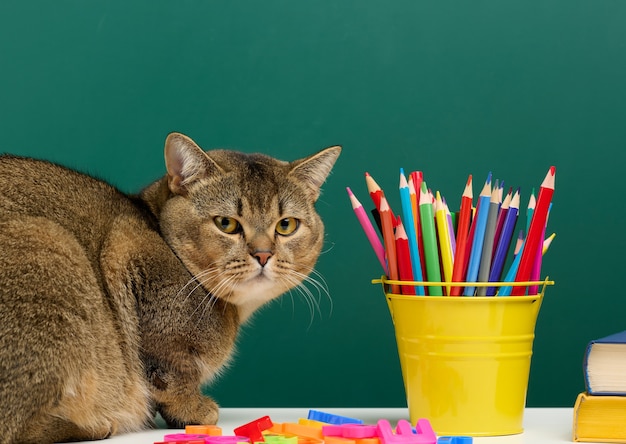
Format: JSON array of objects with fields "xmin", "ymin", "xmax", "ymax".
[{"xmin": 347, "ymin": 187, "xmax": 388, "ymax": 274}]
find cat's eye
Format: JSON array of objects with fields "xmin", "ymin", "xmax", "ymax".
[
  {"xmin": 214, "ymin": 216, "xmax": 242, "ymax": 234},
  {"xmin": 275, "ymin": 217, "xmax": 299, "ymax": 236}
]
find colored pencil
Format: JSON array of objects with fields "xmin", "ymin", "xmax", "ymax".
[
  {"xmin": 514, "ymin": 230, "xmax": 524, "ymax": 255},
  {"xmin": 543, "ymin": 232, "xmax": 556, "ymax": 254},
  {"xmin": 476, "ymin": 184, "xmax": 501, "ymax": 295},
  {"xmin": 409, "ymin": 172, "xmax": 427, "ymax": 281},
  {"xmin": 346, "ymin": 187, "xmax": 388, "ymax": 274},
  {"xmin": 419, "ymin": 181, "xmax": 443, "ymax": 295},
  {"xmin": 435, "ymin": 191, "xmax": 454, "ymax": 295},
  {"xmin": 365, "ymin": 172, "xmax": 384, "ymax": 211},
  {"xmin": 492, "ymin": 187, "xmax": 512, "ymax": 257},
  {"xmin": 495, "ymin": 191, "xmax": 535, "ymax": 296},
  {"xmin": 529, "ymin": 204, "xmax": 553, "ymax": 295},
  {"xmin": 365, "ymin": 172, "xmax": 384, "ymax": 234},
  {"xmin": 498, "ymin": 233, "xmax": 525, "ymax": 297},
  {"xmin": 463, "ymin": 173, "xmax": 492, "ymax": 296},
  {"xmin": 512, "ymin": 167, "xmax": 555, "ymax": 295},
  {"xmin": 526, "ymin": 188, "xmax": 536, "ymax": 232},
  {"xmin": 408, "ymin": 174, "xmax": 419, "ymax": 241},
  {"xmin": 499, "ymin": 230, "xmax": 553, "ymax": 297},
  {"xmin": 443, "ymin": 197, "xmax": 456, "ymax": 254},
  {"xmin": 528, "ymin": 225, "xmax": 547, "ymax": 295},
  {"xmin": 450, "ymin": 174, "xmax": 473, "ymax": 296},
  {"xmin": 399, "ymin": 169, "xmax": 425, "ymax": 295},
  {"xmin": 486, "ymin": 188, "xmax": 520, "ymax": 296},
  {"xmin": 395, "ymin": 219, "xmax": 416, "ymax": 295},
  {"xmin": 379, "ymin": 196, "xmax": 400, "ymax": 294}
]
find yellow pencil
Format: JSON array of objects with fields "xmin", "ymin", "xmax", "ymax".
[{"xmin": 435, "ymin": 191, "xmax": 454, "ymax": 295}]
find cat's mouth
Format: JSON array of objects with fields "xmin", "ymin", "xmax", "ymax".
[{"xmin": 251, "ymin": 268, "xmax": 271, "ymax": 281}]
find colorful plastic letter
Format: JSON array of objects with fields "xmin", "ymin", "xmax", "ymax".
[
  {"xmin": 185, "ymin": 425, "xmax": 223, "ymax": 436},
  {"xmin": 437, "ymin": 438, "xmax": 472, "ymax": 444},
  {"xmin": 322, "ymin": 424, "xmax": 378, "ymax": 439},
  {"xmin": 205, "ymin": 437, "xmax": 251, "ymax": 444},
  {"xmin": 234, "ymin": 416, "xmax": 274, "ymax": 443},
  {"xmin": 163, "ymin": 433, "xmax": 209, "ymax": 443},
  {"xmin": 307, "ymin": 410, "xmax": 363, "ymax": 425},
  {"xmin": 376, "ymin": 419, "xmax": 436, "ymax": 444}
]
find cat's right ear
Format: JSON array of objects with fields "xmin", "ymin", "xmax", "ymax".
[{"xmin": 164, "ymin": 133, "xmax": 223, "ymax": 196}]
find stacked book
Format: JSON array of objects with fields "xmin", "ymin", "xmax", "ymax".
[{"xmin": 573, "ymin": 330, "xmax": 626, "ymax": 442}]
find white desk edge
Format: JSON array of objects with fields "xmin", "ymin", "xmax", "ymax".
[{"xmin": 75, "ymin": 408, "xmax": 582, "ymax": 444}]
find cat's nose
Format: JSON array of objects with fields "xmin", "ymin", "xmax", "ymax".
[{"xmin": 253, "ymin": 251, "xmax": 272, "ymax": 266}]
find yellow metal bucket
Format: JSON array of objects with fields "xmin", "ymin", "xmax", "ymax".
[{"xmin": 374, "ymin": 278, "xmax": 553, "ymax": 436}]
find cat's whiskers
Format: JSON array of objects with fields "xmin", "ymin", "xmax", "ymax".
[
  {"xmin": 275, "ymin": 263, "xmax": 332, "ymax": 328},
  {"xmin": 173, "ymin": 266, "xmax": 220, "ymax": 306},
  {"xmin": 319, "ymin": 241, "xmax": 336, "ymax": 255},
  {"xmin": 191, "ymin": 273, "xmax": 238, "ymax": 322}
]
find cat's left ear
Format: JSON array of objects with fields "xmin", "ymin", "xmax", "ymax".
[
  {"xmin": 164, "ymin": 132, "xmax": 224, "ymax": 196},
  {"xmin": 289, "ymin": 146, "xmax": 341, "ymax": 200}
]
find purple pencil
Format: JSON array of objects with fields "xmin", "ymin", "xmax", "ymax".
[{"xmin": 486, "ymin": 188, "xmax": 520, "ymax": 296}]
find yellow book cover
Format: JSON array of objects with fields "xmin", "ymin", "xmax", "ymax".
[{"xmin": 573, "ymin": 392, "xmax": 626, "ymax": 442}]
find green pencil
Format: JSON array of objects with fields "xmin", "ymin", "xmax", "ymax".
[{"xmin": 419, "ymin": 181, "xmax": 442, "ymax": 295}]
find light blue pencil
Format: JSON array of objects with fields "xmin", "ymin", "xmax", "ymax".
[
  {"xmin": 463, "ymin": 172, "xmax": 492, "ymax": 296},
  {"xmin": 399, "ymin": 168, "xmax": 425, "ymax": 295},
  {"xmin": 498, "ymin": 238, "xmax": 524, "ymax": 296}
]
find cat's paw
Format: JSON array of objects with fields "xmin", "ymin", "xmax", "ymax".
[{"xmin": 159, "ymin": 394, "xmax": 219, "ymax": 427}]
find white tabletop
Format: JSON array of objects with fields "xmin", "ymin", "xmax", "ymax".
[{"xmin": 76, "ymin": 408, "xmax": 577, "ymax": 444}]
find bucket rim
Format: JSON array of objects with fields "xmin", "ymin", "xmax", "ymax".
[{"xmin": 372, "ymin": 276, "xmax": 554, "ymax": 298}]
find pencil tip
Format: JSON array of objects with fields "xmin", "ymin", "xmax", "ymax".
[{"xmin": 346, "ymin": 187, "xmax": 353, "ymax": 196}]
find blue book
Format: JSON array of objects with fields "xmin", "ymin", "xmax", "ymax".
[{"xmin": 583, "ymin": 330, "xmax": 626, "ymax": 395}]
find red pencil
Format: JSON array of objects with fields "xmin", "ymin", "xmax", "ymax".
[
  {"xmin": 365, "ymin": 172, "xmax": 384, "ymax": 211},
  {"xmin": 512, "ymin": 166, "xmax": 556, "ymax": 295},
  {"xmin": 450, "ymin": 175, "xmax": 473, "ymax": 296},
  {"xmin": 395, "ymin": 219, "xmax": 416, "ymax": 295},
  {"xmin": 380, "ymin": 196, "xmax": 400, "ymax": 294}
]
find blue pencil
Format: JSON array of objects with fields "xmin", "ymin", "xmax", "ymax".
[
  {"xmin": 463, "ymin": 172, "xmax": 492, "ymax": 296},
  {"xmin": 399, "ymin": 169, "xmax": 425, "ymax": 295}
]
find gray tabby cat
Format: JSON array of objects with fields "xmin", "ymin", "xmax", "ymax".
[{"xmin": 0, "ymin": 133, "xmax": 340, "ymax": 444}]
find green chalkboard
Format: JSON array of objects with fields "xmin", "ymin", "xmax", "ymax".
[{"xmin": 1, "ymin": 0, "xmax": 625, "ymax": 408}]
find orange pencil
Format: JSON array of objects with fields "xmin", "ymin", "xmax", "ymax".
[
  {"xmin": 512, "ymin": 166, "xmax": 556, "ymax": 295},
  {"xmin": 395, "ymin": 219, "xmax": 416, "ymax": 295},
  {"xmin": 380, "ymin": 196, "xmax": 400, "ymax": 294},
  {"xmin": 450, "ymin": 174, "xmax": 473, "ymax": 296}
]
